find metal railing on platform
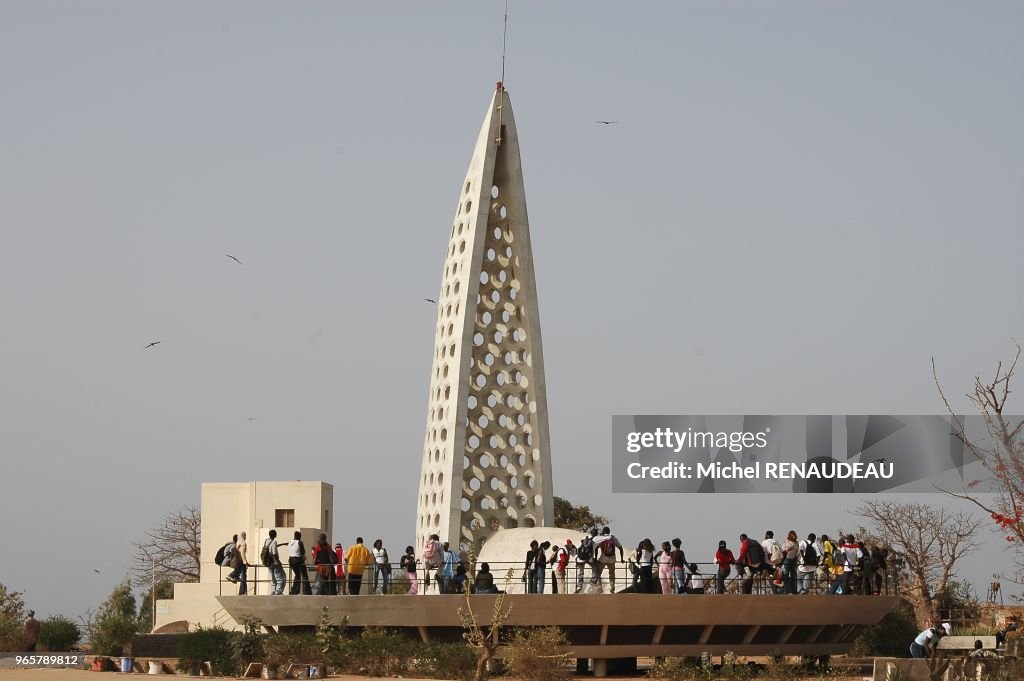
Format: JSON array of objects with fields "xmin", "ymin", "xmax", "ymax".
[{"xmin": 215, "ymin": 558, "xmax": 902, "ymax": 597}]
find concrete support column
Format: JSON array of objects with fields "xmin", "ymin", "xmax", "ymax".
[{"xmin": 593, "ymin": 659, "xmax": 607, "ymax": 678}]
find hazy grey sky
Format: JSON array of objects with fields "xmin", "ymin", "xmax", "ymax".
[{"xmin": 2, "ymin": 1, "xmax": 1022, "ymax": 619}]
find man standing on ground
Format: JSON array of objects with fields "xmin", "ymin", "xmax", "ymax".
[{"xmin": 23, "ymin": 611, "xmax": 40, "ymax": 652}]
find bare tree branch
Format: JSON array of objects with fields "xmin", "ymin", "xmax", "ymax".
[
  {"xmin": 855, "ymin": 500, "xmax": 981, "ymax": 625},
  {"xmin": 934, "ymin": 342, "xmax": 1024, "ymax": 578},
  {"xmin": 129, "ymin": 505, "xmax": 201, "ymax": 588}
]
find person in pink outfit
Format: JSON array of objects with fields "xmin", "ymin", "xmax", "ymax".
[
  {"xmin": 656, "ymin": 541, "xmax": 674, "ymax": 594},
  {"xmin": 401, "ymin": 546, "xmax": 419, "ymax": 595}
]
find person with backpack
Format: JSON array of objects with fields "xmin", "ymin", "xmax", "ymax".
[
  {"xmin": 797, "ymin": 533, "xmax": 819, "ymax": 594},
  {"xmin": 575, "ymin": 531, "xmax": 596, "ymax": 593},
  {"xmin": 831, "ymin": 534, "xmax": 862, "ymax": 596},
  {"xmin": 261, "ymin": 529, "xmax": 286, "ymax": 595},
  {"xmin": 313, "ymin": 533, "xmax": 335, "ymax": 595},
  {"xmin": 762, "ymin": 531, "xmax": 784, "ymax": 569},
  {"xmin": 669, "ymin": 538, "xmax": 689, "ymax": 594},
  {"xmin": 288, "ymin": 531, "xmax": 312, "ymax": 595},
  {"xmin": 737, "ymin": 534, "xmax": 766, "ymax": 594},
  {"xmin": 714, "ymin": 540, "xmax": 735, "ymax": 594},
  {"xmin": 554, "ymin": 539, "xmax": 573, "ymax": 595},
  {"xmin": 228, "ymin": 531, "xmax": 250, "ymax": 595},
  {"xmin": 217, "ymin": 535, "xmax": 238, "ymax": 583},
  {"xmin": 592, "ymin": 526, "xmax": 624, "ymax": 593},
  {"xmin": 781, "ymin": 530, "xmax": 799, "ymax": 595}
]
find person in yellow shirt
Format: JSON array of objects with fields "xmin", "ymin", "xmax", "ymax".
[
  {"xmin": 820, "ymin": 534, "xmax": 845, "ymax": 593},
  {"xmin": 345, "ymin": 537, "xmax": 373, "ymax": 595}
]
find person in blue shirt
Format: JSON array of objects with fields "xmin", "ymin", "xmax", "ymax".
[{"xmin": 438, "ymin": 542, "xmax": 459, "ymax": 593}]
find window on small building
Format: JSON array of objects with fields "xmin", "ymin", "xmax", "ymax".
[
  {"xmin": 275, "ymin": 509, "xmax": 295, "ymax": 528},
  {"xmin": 324, "ymin": 509, "xmax": 329, "ymax": 533}
]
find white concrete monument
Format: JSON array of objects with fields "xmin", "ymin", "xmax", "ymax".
[{"xmin": 417, "ymin": 84, "xmax": 553, "ymax": 554}]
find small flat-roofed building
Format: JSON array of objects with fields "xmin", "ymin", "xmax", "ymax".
[{"xmin": 155, "ymin": 480, "xmax": 332, "ymax": 630}]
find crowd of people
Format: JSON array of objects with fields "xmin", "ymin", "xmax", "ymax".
[{"xmin": 215, "ymin": 525, "xmax": 900, "ymax": 598}]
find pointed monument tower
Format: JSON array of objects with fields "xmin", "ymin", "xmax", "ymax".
[{"xmin": 416, "ymin": 84, "xmax": 553, "ymax": 554}]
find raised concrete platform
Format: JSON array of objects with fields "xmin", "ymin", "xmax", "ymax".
[{"xmin": 218, "ymin": 593, "xmax": 900, "ymax": 659}]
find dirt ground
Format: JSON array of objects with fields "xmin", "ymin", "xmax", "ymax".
[{"xmin": 0, "ymin": 672, "xmax": 868, "ymax": 681}]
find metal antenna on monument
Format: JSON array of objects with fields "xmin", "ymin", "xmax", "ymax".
[{"xmin": 496, "ymin": 0, "xmax": 509, "ymax": 145}]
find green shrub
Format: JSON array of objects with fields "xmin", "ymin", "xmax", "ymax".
[
  {"xmin": 505, "ymin": 627, "xmax": 573, "ymax": 681},
  {"xmin": 262, "ymin": 631, "xmax": 321, "ymax": 675},
  {"xmin": 853, "ymin": 599, "xmax": 919, "ymax": 657},
  {"xmin": 0, "ymin": 584, "xmax": 27, "ymax": 651},
  {"xmin": 345, "ymin": 628, "xmax": 420, "ymax": 676},
  {"xmin": 88, "ymin": 579, "xmax": 139, "ymax": 656},
  {"xmin": 315, "ymin": 608, "xmax": 348, "ymax": 669},
  {"xmin": 648, "ymin": 657, "xmax": 700, "ymax": 680},
  {"xmin": 232, "ymin": 617, "xmax": 265, "ymax": 674},
  {"xmin": 416, "ymin": 640, "xmax": 478, "ymax": 681},
  {"xmin": 39, "ymin": 615, "xmax": 81, "ymax": 651},
  {"xmin": 176, "ymin": 625, "xmax": 240, "ymax": 676}
]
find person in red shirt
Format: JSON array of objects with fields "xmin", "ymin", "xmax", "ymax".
[
  {"xmin": 554, "ymin": 539, "xmax": 574, "ymax": 594},
  {"xmin": 715, "ymin": 540, "xmax": 735, "ymax": 594}
]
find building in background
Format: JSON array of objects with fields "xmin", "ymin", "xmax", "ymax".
[{"xmin": 155, "ymin": 480, "xmax": 332, "ymax": 630}]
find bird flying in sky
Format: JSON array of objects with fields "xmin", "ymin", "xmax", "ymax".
[
  {"xmin": 595, "ymin": 120, "xmax": 618, "ymax": 125},
  {"xmin": 226, "ymin": 254, "xmax": 243, "ymax": 265},
  {"xmin": 144, "ymin": 341, "xmax": 161, "ymax": 349},
  {"xmin": 424, "ymin": 298, "xmax": 437, "ymax": 304}
]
